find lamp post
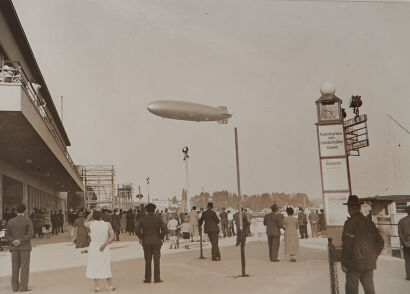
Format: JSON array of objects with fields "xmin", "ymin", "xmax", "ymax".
[
  {"xmin": 146, "ymin": 177, "xmax": 150, "ymax": 203},
  {"xmin": 136, "ymin": 185, "xmax": 143, "ymax": 205},
  {"xmin": 182, "ymin": 147, "xmax": 190, "ymax": 211}
]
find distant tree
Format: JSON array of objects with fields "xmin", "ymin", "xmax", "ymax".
[
  {"xmin": 188, "ymin": 190, "xmax": 312, "ymax": 212},
  {"xmin": 171, "ymin": 196, "xmax": 178, "ymax": 204}
]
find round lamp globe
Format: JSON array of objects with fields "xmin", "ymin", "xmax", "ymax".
[{"xmin": 320, "ymin": 82, "xmax": 335, "ymax": 95}]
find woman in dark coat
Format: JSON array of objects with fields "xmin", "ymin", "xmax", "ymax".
[
  {"xmin": 73, "ymin": 212, "xmax": 90, "ymax": 249},
  {"xmin": 126, "ymin": 209, "xmax": 135, "ymax": 235}
]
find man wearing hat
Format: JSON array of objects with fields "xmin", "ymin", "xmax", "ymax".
[
  {"xmin": 135, "ymin": 203, "xmax": 168, "ymax": 283},
  {"xmin": 398, "ymin": 204, "xmax": 410, "ymax": 280},
  {"xmin": 199, "ymin": 202, "xmax": 221, "ymax": 261},
  {"xmin": 263, "ymin": 204, "xmax": 284, "ymax": 262},
  {"xmin": 5, "ymin": 204, "xmax": 34, "ymax": 292},
  {"xmin": 297, "ymin": 207, "xmax": 308, "ymax": 239},
  {"xmin": 341, "ymin": 195, "xmax": 384, "ymax": 294}
]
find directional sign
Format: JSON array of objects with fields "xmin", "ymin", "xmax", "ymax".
[
  {"xmin": 346, "ymin": 139, "xmax": 369, "ymax": 151},
  {"xmin": 346, "ymin": 133, "xmax": 358, "ymax": 145},
  {"xmin": 344, "ymin": 114, "xmax": 369, "ymax": 153},
  {"xmin": 343, "ymin": 114, "xmax": 367, "ymax": 128}
]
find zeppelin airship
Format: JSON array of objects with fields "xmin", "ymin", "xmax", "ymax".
[{"xmin": 147, "ymin": 100, "xmax": 232, "ymax": 124}]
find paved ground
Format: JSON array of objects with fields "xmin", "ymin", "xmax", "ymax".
[{"xmin": 0, "ymin": 235, "xmax": 408, "ymax": 294}]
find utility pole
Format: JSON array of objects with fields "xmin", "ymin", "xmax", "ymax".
[{"xmin": 234, "ymin": 127, "xmax": 249, "ymax": 277}]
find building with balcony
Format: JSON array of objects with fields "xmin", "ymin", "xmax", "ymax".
[{"xmin": 0, "ymin": 0, "xmax": 83, "ymax": 218}]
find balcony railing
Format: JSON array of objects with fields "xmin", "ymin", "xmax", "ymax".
[{"xmin": 0, "ymin": 60, "xmax": 81, "ymax": 180}]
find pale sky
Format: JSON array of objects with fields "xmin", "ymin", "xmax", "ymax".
[{"xmin": 12, "ymin": 0, "xmax": 410, "ymax": 200}]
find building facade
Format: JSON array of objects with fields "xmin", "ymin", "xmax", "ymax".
[
  {"xmin": 0, "ymin": 0, "xmax": 83, "ymax": 218},
  {"xmin": 361, "ymin": 195, "xmax": 410, "ymax": 257}
]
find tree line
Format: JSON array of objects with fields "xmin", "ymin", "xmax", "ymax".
[{"xmin": 188, "ymin": 191, "xmax": 312, "ymax": 211}]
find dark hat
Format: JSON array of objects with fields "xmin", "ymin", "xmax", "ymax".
[
  {"xmin": 207, "ymin": 202, "xmax": 214, "ymax": 208},
  {"xmin": 16, "ymin": 204, "xmax": 26, "ymax": 213},
  {"xmin": 343, "ymin": 195, "xmax": 362, "ymax": 206},
  {"xmin": 146, "ymin": 203, "xmax": 156, "ymax": 212},
  {"xmin": 271, "ymin": 204, "xmax": 278, "ymax": 211}
]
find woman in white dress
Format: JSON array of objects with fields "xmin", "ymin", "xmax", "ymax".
[
  {"xmin": 84, "ymin": 210, "xmax": 115, "ymax": 292},
  {"xmin": 283, "ymin": 207, "xmax": 300, "ymax": 262}
]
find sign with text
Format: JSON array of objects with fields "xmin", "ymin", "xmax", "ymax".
[
  {"xmin": 345, "ymin": 123, "xmax": 369, "ymax": 152},
  {"xmin": 346, "ymin": 139, "xmax": 369, "ymax": 151},
  {"xmin": 321, "ymin": 158, "xmax": 350, "ymax": 191},
  {"xmin": 343, "ymin": 114, "xmax": 367, "ymax": 128},
  {"xmin": 318, "ymin": 124, "xmax": 345, "ymax": 157},
  {"xmin": 324, "ymin": 192, "xmax": 350, "ymax": 226}
]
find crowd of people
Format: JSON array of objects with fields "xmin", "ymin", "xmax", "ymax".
[
  {"xmin": 296, "ymin": 207, "xmax": 326, "ymax": 239},
  {"xmin": 2, "ymin": 199, "xmax": 409, "ymax": 293}
]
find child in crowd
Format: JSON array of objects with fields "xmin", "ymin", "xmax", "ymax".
[{"xmin": 167, "ymin": 216, "xmax": 179, "ymax": 249}]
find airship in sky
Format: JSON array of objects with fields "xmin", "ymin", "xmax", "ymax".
[{"xmin": 147, "ymin": 100, "xmax": 232, "ymax": 124}]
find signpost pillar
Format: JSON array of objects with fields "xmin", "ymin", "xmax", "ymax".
[
  {"xmin": 316, "ymin": 86, "xmax": 368, "ymax": 294},
  {"xmin": 315, "ymin": 84, "xmax": 350, "ymax": 294}
]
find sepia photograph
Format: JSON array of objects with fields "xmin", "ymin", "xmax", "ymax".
[{"xmin": 0, "ymin": 0, "xmax": 409, "ymax": 293}]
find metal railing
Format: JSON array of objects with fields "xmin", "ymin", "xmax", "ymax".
[{"xmin": 0, "ymin": 60, "xmax": 81, "ymax": 180}]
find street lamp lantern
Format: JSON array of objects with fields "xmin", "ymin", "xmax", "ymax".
[
  {"xmin": 349, "ymin": 95, "xmax": 363, "ymax": 117},
  {"xmin": 146, "ymin": 177, "xmax": 150, "ymax": 203},
  {"xmin": 315, "ymin": 83, "xmax": 343, "ymax": 123},
  {"xmin": 182, "ymin": 146, "xmax": 189, "ymax": 160},
  {"xmin": 136, "ymin": 193, "xmax": 143, "ymax": 204}
]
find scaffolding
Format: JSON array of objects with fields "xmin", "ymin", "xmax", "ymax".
[
  {"xmin": 117, "ymin": 183, "xmax": 134, "ymax": 210},
  {"xmin": 81, "ymin": 165, "xmax": 116, "ymax": 209}
]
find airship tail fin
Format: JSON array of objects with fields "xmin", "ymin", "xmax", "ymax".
[
  {"xmin": 217, "ymin": 106, "xmax": 228, "ymax": 113},
  {"xmin": 217, "ymin": 106, "xmax": 231, "ymax": 125}
]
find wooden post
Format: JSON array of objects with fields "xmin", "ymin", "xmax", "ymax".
[{"xmin": 234, "ymin": 127, "xmax": 249, "ymax": 277}]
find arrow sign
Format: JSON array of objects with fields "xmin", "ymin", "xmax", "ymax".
[{"xmin": 343, "ymin": 114, "xmax": 367, "ymax": 128}]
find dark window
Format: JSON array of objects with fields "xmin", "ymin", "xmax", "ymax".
[{"xmin": 395, "ymin": 202, "xmax": 408, "ymax": 214}]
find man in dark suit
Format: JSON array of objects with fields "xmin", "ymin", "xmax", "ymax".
[
  {"xmin": 57, "ymin": 210, "xmax": 64, "ymax": 233},
  {"xmin": 101, "ymin": 209, "xmax": 112, "ymax": 223},
  {"xmin": 111, "ymin": 209, "xmax": 121, "ymax": 241},
  {"xmin": 263, "ymin": 204, "xmax": 283, "ymax": 262},
  {"xmin": 199, "ymin": 202, "xmax": 221, "ymax": 261},
  {"xmin": 5, "ymin": 204, "xmax": 34, "ymax": 292},
  {"xmin": 398, "ymin": 205, "xmax": 410, "ymax": 280},
  {"xmin": 51, "ymin": 211, "xmax": 57, "ymax": 235},
  {"xmin": 135, "ymin": 203, "xmax": 168, "ymax": 283},
  {"xmin": 219, "ymin": 208, "xmax": 229, "ymax": 238},
  {"xmin": 342, "ymin": 195, "xmax": 384, "ymax": 294},
  {"xmin": 298, "ymin": 208, "xmax": 308, "ymax": 239}
]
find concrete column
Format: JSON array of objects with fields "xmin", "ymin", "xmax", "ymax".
[
  {"xmin": 0, "ymin": 174, "xmax": 3, "ymax": 220},
  {"xmin": 22, "ymin": 182, "xmax": 28, "ymax": 207}
]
